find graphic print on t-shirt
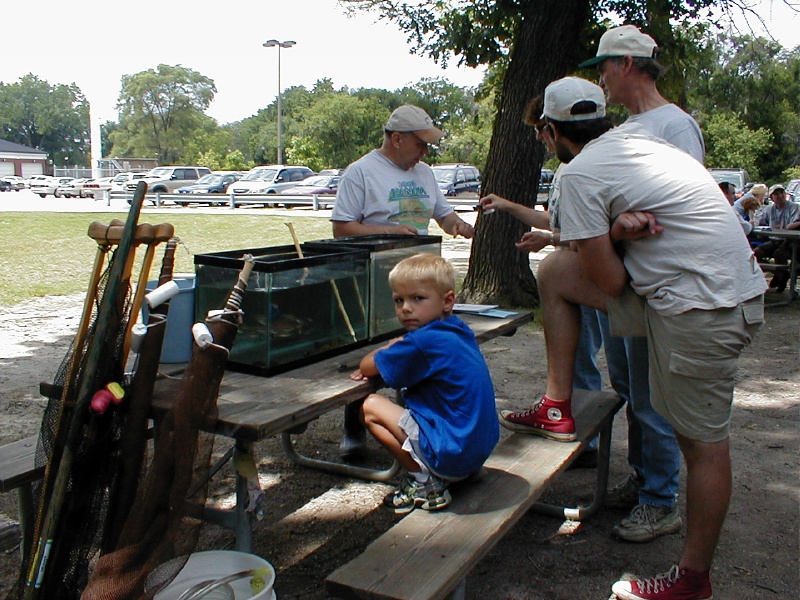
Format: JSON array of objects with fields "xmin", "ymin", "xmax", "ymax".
[{"xmin": 388, "ymin": 180, "xmax": 434, "ymax": 231}]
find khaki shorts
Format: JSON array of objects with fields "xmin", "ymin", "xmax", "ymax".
[
  {"xmin": 606, "ymin": 284, "xmax": 647, "ymax": 337},
  {"xmin": 399, "ymin": 409, "xmax": 463, "ymax": 482},
  {"xmin": 643, "ymin": 295, "xmax": 764, "ymax": 443}
]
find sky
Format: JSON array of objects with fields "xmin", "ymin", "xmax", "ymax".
[{"xmin": 1, "ymin": 0, "xmax": 798, "ymax": 128}]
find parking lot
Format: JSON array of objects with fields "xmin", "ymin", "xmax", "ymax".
[{"xmin": 0, "ymin": 189, "xmax": 335, "ymax": 216}]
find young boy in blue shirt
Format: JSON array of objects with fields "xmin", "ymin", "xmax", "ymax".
[{"xmin": 350, "ymin": 253, "xmax": 499, "ymax": 513}]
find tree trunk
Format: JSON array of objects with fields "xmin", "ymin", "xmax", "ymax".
[{"xmin": 460, "ymin": 0, "xmax": 592, "ymax": 306}]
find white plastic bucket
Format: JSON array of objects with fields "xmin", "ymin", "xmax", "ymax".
[{"xmin": 153, "ymin": 551, "xmax": 276, "ymax": 600}]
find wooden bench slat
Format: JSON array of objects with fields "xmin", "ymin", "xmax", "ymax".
[
  {"xmin": 325, "ymin": 390, "xmax": 622, "ymax": 600},
  {"xmin": 0, "ymin": 435, "xmax": 41, "ymax": 493}
]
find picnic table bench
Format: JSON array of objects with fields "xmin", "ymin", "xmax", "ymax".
[
  {"xmin": 325, "ymin": 388, "xmax": 623, "ymax": 600},
  {"xmin": 0, "ymin": 434, "xmax": 41, "ymax": 555}
]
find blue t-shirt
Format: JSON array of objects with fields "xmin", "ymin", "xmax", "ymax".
[{"xmin": 374, "ymin": 315, "xmax": 498, "ymax": 478}]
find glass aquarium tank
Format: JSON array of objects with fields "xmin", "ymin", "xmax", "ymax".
[
  {"xmin": 304, "ymin": 235, "xmax": 442, "ymax": 340},
  {"xmin": 194, "ymin": 244, "xmax": 370, "ymax": 376}
]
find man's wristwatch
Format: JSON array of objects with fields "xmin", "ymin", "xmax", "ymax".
[{"xmin": 549, "ymin": 231, "xmax": 555, "ymax": 246}]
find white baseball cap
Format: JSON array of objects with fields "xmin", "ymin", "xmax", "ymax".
[
  {"xmin": 384, "ymin": 105, "xmax": 444, "ymax": 144},
  {"xmin": 543, "ymin": 77, "xmax": 606, "ymax": 122},
  {"xmin": 579, "ymin": 24, "xmax": 659, "ymax": 68},
  {"xmin": 769, "ymin": 183, "xmax": 786, "ymax": 196}
]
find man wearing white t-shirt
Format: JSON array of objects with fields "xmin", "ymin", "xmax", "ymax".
[
  {"xmin": 577, "ymin": 24, "xmax": 704, "ymax": 543},
  {"xmin": 504, "ymin": 77, "xmax": 765, "ymax": 600},
  {"xmin": 331, "ymin": 105, "xmax": 474, "ymax": 459}
]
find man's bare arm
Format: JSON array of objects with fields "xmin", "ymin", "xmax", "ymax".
[{"xmin": 576, "ymin": 234, "xmax": 629, "ymax": 297}]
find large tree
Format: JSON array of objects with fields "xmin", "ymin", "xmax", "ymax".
[
  {"xmin": 111, "ymin": 64, "xmax": 216, "ymax": 164},
  {"xmin": 0, "ymin": 74, "xmax": 89, "ymax": 165}
]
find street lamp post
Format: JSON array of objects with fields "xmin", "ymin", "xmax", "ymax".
[{"xmin": 263, "ymin": 39, "xmax": 296, "ymax": 164}]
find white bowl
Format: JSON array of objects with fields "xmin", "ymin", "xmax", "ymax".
[{"xmin": 153, "ymin": 551, "xmax": 275, "ymax": 600}]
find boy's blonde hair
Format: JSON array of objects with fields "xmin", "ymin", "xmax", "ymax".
[{"xmin": 388, "ymin": 253, "xmax": 455, "ymax": 296}]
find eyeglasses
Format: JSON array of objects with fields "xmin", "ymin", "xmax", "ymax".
[{"xmin": 404, "ymin": 132, "xmax": 431, "ymax": 150}]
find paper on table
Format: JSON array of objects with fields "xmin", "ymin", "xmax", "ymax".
[
  {"xmin": 454, "ymin": 304, "xmax": 498, "ymax": 314},
  {"xmin": 479, "ymin": 309, "xmax": 518, "ymax": 318}
]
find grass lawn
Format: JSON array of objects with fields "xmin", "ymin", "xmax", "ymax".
[{"xmin": 0, "ymin": 213, "xmax": 342, "ymax": 306}]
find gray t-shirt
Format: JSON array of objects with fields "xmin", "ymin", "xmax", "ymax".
[
  {"xmin": 332, "ymin": 150, "xmax": 453, "ymax": 233},
  {"xmin": 559, "ymin": 126, "xmax": 766, "ymax": 316},
  {"xmin": 626, "ymin": 103, "xmax": 705, "ymax": 163}
]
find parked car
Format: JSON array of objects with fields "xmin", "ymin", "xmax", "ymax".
[
  {"xmin": 279, "ymin": 175, "xmax": 340, "ymax": 196},
  {"xmin": 30, "ymin": 176, "xmax": 75, "ymax": 197},
  {"xmin": 785, "ymin": 178, "xmax": 800, "ymax": 201},
  {"xmin": 26, "ymin": 174, "xmax": 51, "ymax": 189},
  {"xmin": 229, "ymin": 165, "xmax": 315, "ymax": 206},
  {"xmin": 0, "ymin": 179, "xmax": 12, "ymax": 192},
  {"xmin": 174, "ymin": 172, "xmax": 243, "ymax": 205},
  {"xmin": 125, "ymin": 165, "xmax": 212, "ymax": 197},
  {"xmin": 1, "ymin": 176, "xmax": 27, "ymax": 190},
  {"xmin": 55, "ymin": 178, "xmax": 92, "ymax": 198},
  {"xmin": 125, "ymin": 166, "xmax": 212, "ymax": 205},
  {"xmin": 708, "ymin": 168, "xmax": 750, "ymax": 195},
  {"xmin": 111, "ymin": 172, "xmax": 148, "ymax": 192},
  {"xmin": 430, "ymin": 164, "xmax": 481, "ymax": 197},
  {"xmin": 82, "ymin": 177, "xmax": 115, "ymax": 199}
]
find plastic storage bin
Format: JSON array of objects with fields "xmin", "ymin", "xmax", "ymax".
[
  {"xmin": 305, "ymin": 235, "xmax": 441, "ymax": 339},
  {"xmin": 194, "ymin": 244, "xmax": 370, "ymax": 376},
  {"xmin": 143, "ymin": 274, "xmax": 196, "ymax": 363}
]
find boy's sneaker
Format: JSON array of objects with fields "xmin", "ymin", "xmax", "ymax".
[
  {"xmin": 613, "ymin": 503, "xmax": 682, "ymax": 542},
  {"xmin": 606, "ymin": 473, "xmax": 643, "ymax": 509},
  {"xmin": 612, "ymin": 565, "xmax": 713, "ymax": 599},
  {"xmin": 383, "ymin": 474, "xmax": 452, "ymax": 514},
  {"xmin": 499, "ymin": 395, "xmax": 576, "ymax": 441}
]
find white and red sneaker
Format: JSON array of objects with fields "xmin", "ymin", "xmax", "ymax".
[
  {"xmin": 498, "ymin": 394, "xmax": 576, "ymax": 442},
  {"xmin": 612, "ymin": 565, "xmax": 713, "ymax": 600}
]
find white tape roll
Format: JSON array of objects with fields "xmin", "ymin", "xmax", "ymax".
[
  {"xmin": 192, "ymin": 322, "xmax": 213, "ymax": 348},
  {"xmin": 145, "ymin": 280, "xmax": 180, "ymax": 309},
  {"xmin": 130, "ymin": 323, "xmax": 148, "ymax": 353}
]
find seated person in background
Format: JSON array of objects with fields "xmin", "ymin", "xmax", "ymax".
[
  {"xmin": 733, "ymin": 183, "xmax": 767, "ymax": 219},
  {"xmin": 755, "ymin": 183, "xmax": 800, "ymax": 292},
  {"xmin": 720, "ymin": 181, "xmax": 755, "ymax": 236},
  {"xmin": 350, "ymin": 254, "xmax": 498, "ymax": 514}
]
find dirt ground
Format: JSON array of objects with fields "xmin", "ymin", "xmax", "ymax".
[{"xmin": 1, "ymin": 241, "xmax": 798, "ymax": 599}]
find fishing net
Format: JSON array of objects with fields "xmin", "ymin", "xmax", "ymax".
[
  {"xmin": 6, "ymin": 236, "xmax": 249, "ymax": 600},
  {"xmin": 7, "ymin": 244, "xmax": 132, "ymax": 599}
]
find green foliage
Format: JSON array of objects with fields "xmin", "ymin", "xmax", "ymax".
[
  {"xmin": 111, "ymin": 64, "xmax": 217, "ymax": 164},
  {"xmin": 290, "ymin": 94, "xmax": 388, "ymax": 169},
  {"xmin": 437, "ymin": 91, "xmax": 495, "ymax": 169},
  {"xmin": 0, "ymin": 74, "xmax": 90, "ymax": 165},
  {"xmin": 783, "ymin": 165, "xmax": 800, "ymax": 182},
  {"xmin": 689, "ymin": 36, "xmax": 800, "ymax": 180},
  {"xmin": 221, "ymin": 150, "xmax": 251, "ymax": 171},
  {"xmin": 702, "ymin": 111, "xmax": 772, "ymax": 179}
]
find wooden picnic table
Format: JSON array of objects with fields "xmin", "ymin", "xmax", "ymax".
[
  {"xmin": 149, "ymin": 309, "xmax": 534, "ymax": 552},
  {"xmin": 750, "ymin": 227, "xmax": 800, "ymax": 305}
]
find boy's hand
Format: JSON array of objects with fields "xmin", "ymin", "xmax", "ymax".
[{"xmin": 350, "ymin": 368, "xmax": 368, "ymax": 381}]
